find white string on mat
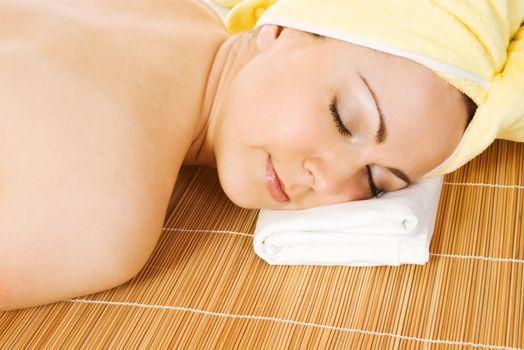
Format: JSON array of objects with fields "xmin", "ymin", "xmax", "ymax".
[
  {"xmin": 431, "ymin": 253, "xmax": 524, "ymax": 263},
  {"xmin": 161, "ymin": 227, "xmax": 252, "ymax": 237},
  {"xmin": 443, "ymin": 182, "xmax": 524, "ymax": 189},
  {"xmin": 65, "ymin": 298, "xmax": 522, "ymax": 350},
  {"xmin": 162, "ymin": 227, "xmax": 524, "ymax": 264}
]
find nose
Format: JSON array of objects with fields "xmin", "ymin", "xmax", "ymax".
[{"xmin": 304, "ymin": 155, "xmax": 355, "ymax": 196}]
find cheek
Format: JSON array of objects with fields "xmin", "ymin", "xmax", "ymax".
[
  {"xmin": 215, "ymin": 152, "xmax": 259, "ymax": 209},
  {"xmin": 222, "ymin": 65, "xmax": 275, "ymax": 137},
  {"xmin": 224, "ymin": 55, "xmax": 324, "ymax": 148},
  {"xmin": 236, "ymin": 84, "xmax": 324, "ymax": 150},
  {"xmin": 0, "ymin": 267, "xmax": 10, "ymax": 304},
  {"xmin": 214, "ymin": 79, "xmax": 271, "ymax": 208}
]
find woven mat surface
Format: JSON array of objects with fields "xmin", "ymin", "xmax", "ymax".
[{"xmin": 0, "ymin": 140, "xmax": 522, "ymax": 349}]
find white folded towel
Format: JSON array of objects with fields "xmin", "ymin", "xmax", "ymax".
[{"xmin": 253, "ymin": 177, "xmax": 443, "ymax": 266}]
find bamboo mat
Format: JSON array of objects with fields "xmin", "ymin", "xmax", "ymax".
[{"xmin": 0, "ymin": 139, "xmax": 522, "ymax": 350}]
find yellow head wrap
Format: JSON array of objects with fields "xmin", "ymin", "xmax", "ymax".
[{"xmin": 214, "ymin": 0, "xmax": 524, "ymax": 176}]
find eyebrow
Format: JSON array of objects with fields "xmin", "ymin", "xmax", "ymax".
[
  {"xmin": 358, "ymin": 73, "xmax": 412, "ymax": 185},
  {"xmin": 386, "ymin": 166, "xmax": 412, "ymax": 185}
]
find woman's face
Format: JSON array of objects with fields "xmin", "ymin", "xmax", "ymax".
[{"xmin": 213, "ymin": 25, "xmax": 468, "ymax": 210}]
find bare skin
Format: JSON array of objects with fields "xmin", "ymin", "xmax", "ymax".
[
  {"xmin": 0, "ymin": 0, "xmax": 228, "ymax": 310},
  {"xmin": 0, "ymin": 1, "xmax": 468, "ymax": 310}
]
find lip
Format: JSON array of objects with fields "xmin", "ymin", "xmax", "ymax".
[{"xmin": 265, "ymin": 154, "xmax": 290, "ymax": 202}]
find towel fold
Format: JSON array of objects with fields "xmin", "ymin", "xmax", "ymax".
[{"xmin": 253, "ymin": 177, "xmax": 443, "ymax": 266}]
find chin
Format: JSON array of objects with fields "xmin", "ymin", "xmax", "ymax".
[
  {"xmin": 222, "ymin": 188, "xmax": 259, "ymax": 209},
  {"xmin": 216, "ymin": 166, "xmax": 258, "ymax": 209}
]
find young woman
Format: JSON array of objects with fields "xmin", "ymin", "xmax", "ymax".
[{"xmin": 1, "ymin": 0, "xmax": 520, "ymax": 310}]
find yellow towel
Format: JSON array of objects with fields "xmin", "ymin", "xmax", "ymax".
[{"xmin": 214, "ymin": 0, "xmax": 524, "ymax": 176}]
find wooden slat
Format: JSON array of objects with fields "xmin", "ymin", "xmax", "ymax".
[{"xmin": 1, "ymin": 140, "xmax": 523, "ymax": 349}]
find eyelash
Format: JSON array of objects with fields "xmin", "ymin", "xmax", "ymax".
[
  {"xmin": 329, "ymin": 97, "xmax": 352, "ymax": 137},
  {"xmin": 329, "ymin": 98, "xmax": 383, "ymax": 198},
  {"xmin": 366, "ymin": 165, "xmax": 384, "ymax": 199}
]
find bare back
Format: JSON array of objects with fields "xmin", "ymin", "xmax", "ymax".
[
  {"xmin": 0, "ymin": 0, "xmax": 228, "ymax": 309},
  {"xmin": 0, "ymin": 0, "xmax": 227, "ymax": 232}
]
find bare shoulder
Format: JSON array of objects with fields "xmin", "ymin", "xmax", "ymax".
[
  {"xmin": 1, "ymin": 57, "xmax": 182, "ymax": 227},
  {"xmin": 0, "ymin": 11, "xmax": 194, "ymax": 235},
  {"xmin": 0, "ymin": 0, "xmax": 218, "ymax": 230},
  {"xmin": 0, "ymin": 0, "xmax": 224, "ymax": 310}
]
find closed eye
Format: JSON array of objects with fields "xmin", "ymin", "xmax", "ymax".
[
  {"xmin": 366, "ymin": 165, "xmax": 385, "ymax": 199},
  {"xmin": 329, "ymin": 97, "xmax": 351, "ymax": 137}
]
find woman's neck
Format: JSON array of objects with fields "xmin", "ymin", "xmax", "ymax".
[{"xmin": 183, "ymin": 30, "xmax": 259, "ymax": 167}]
